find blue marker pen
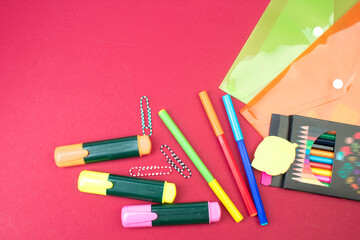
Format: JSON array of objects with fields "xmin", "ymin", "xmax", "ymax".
[{"xmin": 222, "ymin": 94, "xmax": 268, "ymax": 226}]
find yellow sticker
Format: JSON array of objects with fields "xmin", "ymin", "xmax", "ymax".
[{"xmin": 252, "ymin": 136, "xmax": 298, "ymax": 176}]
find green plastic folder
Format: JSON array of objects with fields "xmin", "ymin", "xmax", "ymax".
[{"xmin": 220, "ymin": 0, "xmax": 358, "ymax": 104}]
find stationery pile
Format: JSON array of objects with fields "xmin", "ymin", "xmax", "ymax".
[
  {"xmin": 54, "ymin": 0, "xmax": 360, "ymax": 230},
  {"xmin": 54, "ymin": 92, "xmax": 269, "ymax": 227}
]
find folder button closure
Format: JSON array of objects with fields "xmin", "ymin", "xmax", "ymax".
[
  {"xmin": 333, "ymin": 79, "xmax": 344, "ymax": 89},
  {"xmin": 313, "ymin": 26, "xmax": 324, "ymax": 37}
]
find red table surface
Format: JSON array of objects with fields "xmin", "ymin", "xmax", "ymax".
[{"xmin": 0, "ymin": 0, "xmax": 359, "ymax": 239}]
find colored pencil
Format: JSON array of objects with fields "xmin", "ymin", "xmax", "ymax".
[
  {"xmin": 222, "ymin": 95, "xmax": 268, "ymax": 226},
  {"xmin": 310, "ymin": 143, "xmax": 334, "ymax": 152},
  {"xmin": 314, "ymin": 138, "xmax": 335, "ymax": 147},
  {"xmin": 310, "ymin": 162, "xmax": 332, "ymax": 170},
  {"xmin": 309, "ymin": 155, "xmax": 333, "ymax": 165},
  {"xmin": 293, "ymin": 172, "xmax": 331, "ymax": 183},
  {"xmin": 319, "ymin": 133, "xmax": 336, "ymax": 141},
  {"xmin": 326, "ymin": 131, "xmax": 336, "ymax": 135},
  {"xmin": 310, "ymin": 148, "xmax": 334, "ymax": 158},
  {"xmin": 292, "ymin": 177, "xmax": 330, "ymax": 187},
  {"xmin": 199, "ymin": 91, "xmax": 257, "ymax": 217},
  {"xmin": 294, "ymin": 162, "xmax": 332, "ymax": 170},
  {"xmin": 300, "ymin": 129, "xmax": 336, "ymax": 139},
  {"xmin": 310, "ymin": 167, "xmax": 332, "ymax": 177},
  {"xmin": 294, "ymin": 167, "xmax": 332, "ymax": 177}
]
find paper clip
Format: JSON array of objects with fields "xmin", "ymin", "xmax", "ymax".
[
  {"xmin": 140, "ymin": 96, "xmax": 152, "ymax": 137},
  {"xmin": 160, "ymin": 145, "xmax": 192, "ymax": 179},
  {"xmin": 129, "ymin": 166, "xmax": 172, "ymax": 177}
]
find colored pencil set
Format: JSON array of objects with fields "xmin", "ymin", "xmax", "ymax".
[
  {"xmin": 264, "ymin": 114, "xmax": 360, "ymax": 201},
  {"xmin": 293, "ymin": 130, "xmax": 335, "ymax": 187}
]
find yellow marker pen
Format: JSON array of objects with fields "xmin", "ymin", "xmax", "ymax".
[{"xmin": 78, "ymin": 170, "xmax": 176, "ymax": 203}]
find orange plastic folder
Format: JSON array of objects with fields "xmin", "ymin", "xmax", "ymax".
[{"xmin": 241, "ymin": 2, "xmax": 360, "ymax": 137}]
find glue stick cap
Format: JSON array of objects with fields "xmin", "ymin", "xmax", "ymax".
[{"xmin": 137, "ymin": 135, "xmax": 152, "ymax": 156}]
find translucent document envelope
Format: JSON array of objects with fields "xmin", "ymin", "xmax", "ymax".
[
  {"xmin": 220, "ymin": 0, "xmax": 358, "ymax": 104},
  {"xmin": 240, "ymin": 2, "xmax": 360, "ymax": 137}
]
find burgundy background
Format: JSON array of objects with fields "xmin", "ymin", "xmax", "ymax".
[{"xmin": 0, "ymin": 0, "xmax": 359, "ymax": 239}]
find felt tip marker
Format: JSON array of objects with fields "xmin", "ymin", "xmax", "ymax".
[
  {"xmin": 55, "ymin": 135, "xmax": 151, "ymax": 167},
  {"xmin": 78, "ymin": 170, "xmax": 176, "ymax": 203},
  {"xmin": 199, "ymin": 90, "xmax": 257, "ymax": 217},
  {"xmin": 158, "ymin": 109, "xmax": 243, "ymax": 223},
  {"xmin": 222, "ymin": 95, "xmax": 268, "ymax": 226},
  {"xmin": 122, "ymin": 201, "xmax": 221, "ymax": 228}
]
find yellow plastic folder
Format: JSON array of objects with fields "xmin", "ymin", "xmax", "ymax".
[
  {"xmin": 220, "ymin": 0, "xmax": 358, "ymax": 104},
  {"xmin": 241, "ymin": 2, "xmax": 360, "ymax": 137}
]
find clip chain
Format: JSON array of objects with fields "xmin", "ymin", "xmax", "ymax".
[{"xmin": 160, "ymin": 145, "xmax": 192, "ymax": 179}]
